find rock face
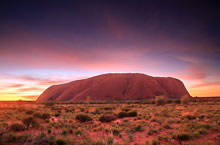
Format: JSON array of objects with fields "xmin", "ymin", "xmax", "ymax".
[{"xmin": 36, "ymin": 73, "xmax": 190, "ymax": 103}]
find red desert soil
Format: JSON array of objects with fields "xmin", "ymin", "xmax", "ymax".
[{"xmin": 37, "ymin": 73, "xmax": 190, "ymax": 103}]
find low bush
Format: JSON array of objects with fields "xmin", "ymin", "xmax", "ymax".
[
  {"xmin": 166, "ymin": 99, "xmax": 173, "ymax": 104},
  {"xmin": 182, "ymin": 114, "xmax": 196, "ymax": 120},
  {"xmin": 22, "ymin": 117, "xmax": 37, "ymax": 128},
  {"xmin": 75, "ymin": 130, "xmax": 81, "ymax": 136},
  {"xmin": 55, "ymin": 113, "xmax": 60, "ymax": 117},
  {"xmin": 99, "ymin": 114, "xmax": 117, "ymax": 122},
  {"xmin": 33, "ymin": 112, "xmax": 42, "ymax": 118},
  {"xmin": 118, "ymin": 112, "xmax": 127, "ymax": 118},
  {"xmin": 163, "ymin": 124, "xmax": 172, "ymax": 129},
  {"xmin": 112, "ymin": 129, "xmax": 120, "ymax": 136},
  {"xmin": 132, "ymin": 125, "xmax": 144, "ymax": 132},
  {"xmin": 174, "ymin": 99, "xmax": 181, "ymax": 104},
  {"xmin": 44, "ymin": 101, "xmax": 55, "ymax": 107},
  {"xmin": 56, "ymin": 138, "xmax": 67, "ymax": 145},
  {"xmin": 7, "ymin": 132, "xmax": 17, "ymax": 142},
  {"xmin": 41, "ymin": 113, "xmax": 51, "ymax": 120},
  {"xmin": 155, "ymin": 96, "xmax": 166, "ymax": 106},
  {"xmin": 176, "ymin": 133, "xmax": 191, "ymax": 141},
  {"xmin": 127, "ymin": 111, "xmax": 137, "ymax": 117},
  {"xmin": 193, "ymin": 128, "xmax": 207, "ymax": 137},
  {"xmin": 75, "ymin": 114, "xmax": 92, "ymax": 123},
  {"xmin": 9, "ymin": 123, "xmax": 25, "ymax": 131},
  {"xmin": 152, "ymin": 138, "xmax": 160, "ymax": 145},
  {"xmin": 26, "ymin": 110, "xmax": 34, "ymax": 115},
  {"xmin": 33, "ymin": 112, "xmax": 51, "ymax": 120},
  {"xmin": 181, "ymin": 95, "xmax": 190, "ymax": 105},
  {"xmin": 118, "ymin": 111, "xmax": 138, "ymax": 118},
  {"xmin": 61, "ymin": 129, "xmax": 68, "ymax": 136},
  {"xmin": 148, "ymin": 129, "xmax": 158, "ymax": 135}
]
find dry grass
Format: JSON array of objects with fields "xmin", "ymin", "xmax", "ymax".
[{"xmin": 0, "ymin": 98, "xmax": 219, "ymax": 145}]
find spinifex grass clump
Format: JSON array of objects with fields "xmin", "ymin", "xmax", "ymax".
[
  {"xmin": 33, "ymin": 112, "xmax": 51, "ymax": 120},
  {"xmin": 155, "ymin": 95, "xmax": 166, "ymax": 106},
  {"xmin": 9, "ymin": 123, "xmax": 25, "ymax": 131},
  {"xmin": 118, "ymin": 111, "xmax": 138, "ymax": 118},
  {"xmin": 181, "ymin": 95, "xmax": 191, "ymax": 105},
  {"xmin": 99, "ymin": 114, "xmax": 117, "ymax": 122},
  {"xmin": 22, "ymin": 117, "xmax": 39, "ymax": 128},
  {"xmin": 75, "ymin": 114, "xmax": 92, "ymax": 123}
]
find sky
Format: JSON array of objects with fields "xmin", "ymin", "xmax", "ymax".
[{"xmin": 0, "ymin": 0, "xmax": 220, "ymax": 100}]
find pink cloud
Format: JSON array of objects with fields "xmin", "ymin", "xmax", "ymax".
[
  {"xmin": 4, "ymin": 84, "xmax": 24, "ymax": 88},
  {"xmin": 21, "ymin": 95, "xmax": 38, "ymax": 100},
  {"xmin": 176, "ymin": 56, "xmax": 200, "ymax": 64},
  {"xmin": 191, "ymin": 81, "xmax": 220, "ymax": 88},
  {"xmin": 175, "ymin": 65, "xmax": 207, "ymax": 81},
  {"xmin": 17, "ymin": 87, "xmax": 43, "ymax": 92}
]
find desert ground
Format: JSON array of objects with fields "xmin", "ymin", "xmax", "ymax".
[{"xmin": 0, "ymin": 97, "xmax": 219, "ymax": 145}]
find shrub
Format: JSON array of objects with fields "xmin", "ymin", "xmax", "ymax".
[
  {"xmin": 106, "ymin": 136, "xmax": 114, "ymax": 145},
  {"xmin": 75, "ymin": 130, "xmax": 81, "ymax": 136},
  {"xmin": 155, "ymin": 95, "xmax": 166, "ymax": 106},
  {"xmin": 174, "ymin": 99, "xmax": 181, "ymax": 104},
  {"xmin": 145, "ymin": 140, "xmax": 150, "ymax": 145},
  {"xmin": 61, "ymin": 129, "xmax": 68, "ymax": 136},
  {"xmin": 34, "ymin": 132, "xmax": 47, "ymax": 143},
  {"xmin": 151, "ymin": 100, "xmax": 155, "ymax": 104},
  {"xmin": 7, "ymin": 132, "xmax": 17, "ymax": 142},
  {"xmin": 68, "ymin": 129, "xmax": 73, "ymax": 134},
  {"xmin": 56, "ymin": 138, "xmax": 67, "ymax": 145},
  {"xmin": 104, "ymin": 107, "xmax": 114, "ymax": 110},
  {"xmin": 22, "ymin": 117, "xmax": 36, "ymax": 128},
  {"xmin": 55, "ymin": 113, "xmax": 60, "ymax": 117},
  {"xmin": 181, "ymin": 95, "xmax": 190, "ymax": 105},
  {"xmin": 48, "ymin": 128, "xmax": 52, "ymax": 134},
  {"xmin": 176, "ymin": 133, "xmax": 191, "ymax": 144},
  {"xmin": 118, "ymin": 112, "xmax": 127, "ymax": 118},
  {"xmin": 33, "ymin": 112, "xmax": 51, "ymax": 120},
  {"xmin": 132, "ymin": 125, "xmax": 144, "ymax": 132},
  {"xmin": 75, "ymin": 114, "xmax": 92, "ymax": 123},
  {"xmin": 182, "ymin": 114, "xmax": 196, "ymax": 120},
  {"xmin": 41, "ymin": 113, "xmax": 51, "ymax": 120},
  {"xmin": 44, "ymin": 101, "xmax": 55, "ymax": 107},
  {"xmin": 148, "ymin": 129, "xmax": 158, "ymax": 135},
  {"xmin": 33, "ymin": 112, "xmax": 42, "ymax": 118},
  {"xmin": 166, "ymin": 99, "xmax": 173, "ymax": 104},
  {"xmin": 163, "ymin": 124, "xmax": 172, "ymax": 129},
  {"xmin": 152, "ymin": 138, "xmax": 160, "ymax": 145},
  {"xmin": 99, "ymin": 114, "xmax": 117, "ymax": 122},
  {"xmin": 127, "ymin": 111, "xmax": 137, "ymax": 117},
  {"xmin": 112, "ymin": 129, "xmax": 120, "ymax": 136},
  {"xmin": 17, "ymin": 133, "xmax": 29, "ymax": 143},
  {"xmin": 26, "ymin": 110, "xmax": 34, "ymax": 115},
  {"xmin": 198, "ymin": 124, "xmax": 211, "ymax": 129},
  {"xmin": 118, "ymin": 111, "xmax": 138, "ymax": 118},
  {"xmin": 193, "ymin": 128, "xmax": 207, "ymax": 137},
  {"xmin": 9, "ymin": 123, "xmax": 25, "ymax": 131}
]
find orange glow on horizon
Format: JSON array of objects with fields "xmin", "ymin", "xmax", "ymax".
[{"xmin": 1, "ymin": 76, "xmax": 220, "ymax": 101}]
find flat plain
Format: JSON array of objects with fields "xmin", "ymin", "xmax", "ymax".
[{"xmin": 0, "ymin": 98, "xmax": 219, "ymax": 145}]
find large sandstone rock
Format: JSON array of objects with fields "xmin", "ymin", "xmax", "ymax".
[{"xmin": 36, "ymin": 73, "xmax": 190, "ymax": 102}]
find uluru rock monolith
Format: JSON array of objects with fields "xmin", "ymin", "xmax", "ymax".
[{"xmin": 36, "ymin": 73, "xmax": 190, "ymax": 103}]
